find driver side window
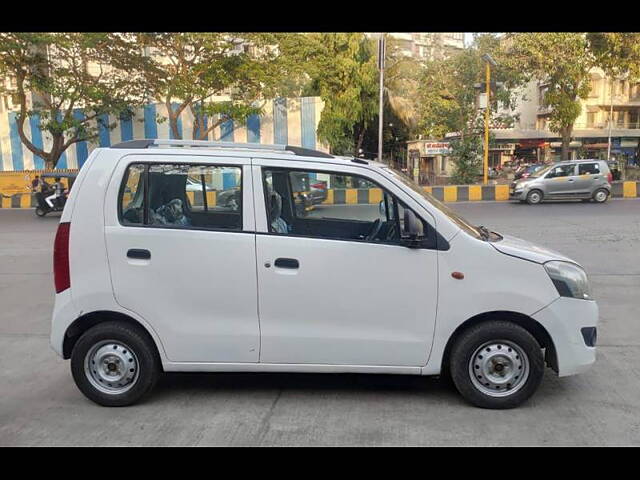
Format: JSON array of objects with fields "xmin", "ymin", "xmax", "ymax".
[
  {"xmin": 546, "ymin": 164, "xmax": 575, "ymax": 178},
  {"xmin": 261, "ymin": 167, "xmax": 429, "ymax": 246}
]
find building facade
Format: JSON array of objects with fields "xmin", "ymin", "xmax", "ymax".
[
  {"xmin": 0, "ymin": 96, "xmax": 328, "ymax": 172},
  {"xmin": 489, "ymin": 69, "xmax": 640, "ymax": 166},
  {"xmin": 386, "ymin": 33, "xmax": 465, "ymax": 62}
]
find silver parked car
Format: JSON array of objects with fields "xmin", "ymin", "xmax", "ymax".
[{"xmin": 510, "ymin": 159, "xmax": 612, "ymax": 205}]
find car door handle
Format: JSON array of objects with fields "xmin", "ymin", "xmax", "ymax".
[
  {"xmin": 127, "ymin": 249, "xmax": 151, "ymax": 260},
  {"xmin": 274, "ymin": 258, "xmax": 299, "ymax": 269},
  {"xmin": 567, "ymin": 178, "xmax": 575, "ymax": 182}
]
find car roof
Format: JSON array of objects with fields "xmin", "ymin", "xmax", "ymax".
[{"xmin": 106, "ymin": 139, "xmax": 388, "ymax": 170}]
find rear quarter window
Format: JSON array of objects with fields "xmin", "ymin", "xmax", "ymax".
[{"xmin": 578, "ymin": 163, "xmax": 600, "ymax": 175}]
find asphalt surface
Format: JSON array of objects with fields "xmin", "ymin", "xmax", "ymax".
[{"xmin": 1, "ymin": 199, "xmax": 639, "ymax": 446}]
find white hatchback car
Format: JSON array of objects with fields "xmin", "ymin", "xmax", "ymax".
[{"xmin": 51, "ymin": 140, "xmax": 598, "ymax": 409}]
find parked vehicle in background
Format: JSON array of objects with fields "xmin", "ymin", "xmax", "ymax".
[
  {"xmin": 510, "ymin": 159, "xmax": 612, "ymax": 205},
  {"xmin": 309, "ymin": 179, "xmax": 328, "ymax": 205},
  {"xmin": 34, "ymin": 172, "xmax": 77, "ymax": 217},
  {"xmin": 514, "ymin": 164, "xmax": 545, "ymax": 180},
  {"xmin": 50, "ymin": 139, "xmax": 598, "ymax": 410}
]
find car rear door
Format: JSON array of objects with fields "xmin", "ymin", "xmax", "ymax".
[
  {"xmin": 103, "ymin": 155, "xmax": 260, "ymax": 363},
  {"xmin": 574, "ymin": 162, "xmax": 604, "ymax": 196}
]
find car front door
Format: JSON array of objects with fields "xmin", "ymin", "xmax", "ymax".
[
  {"xmin": 544, "ymin": 164, "xmax": 579, "ymax": 197},
  {"xmin": 252, "ymin": 160, "xmax": 438, "ymax": 367},
  {"xmin": 104, "ymin": 156, "xmax": 260, "ymax": 363}
]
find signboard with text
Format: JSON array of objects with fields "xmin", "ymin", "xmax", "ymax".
[{"xmin": 423, "ymin": 142, "xmax": 451, "ymax": 155}]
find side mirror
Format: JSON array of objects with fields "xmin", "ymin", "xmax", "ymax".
[
  {"xmin": 401, "ymin": 209, "xmax": 424, "ymax": 247},
  {"xmin": 379, "ymin": 200, "xmax": 386, "ymax": 216}
]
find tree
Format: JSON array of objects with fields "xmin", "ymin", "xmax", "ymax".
[
  {"xmin": 502, "ymin": 33, "xmax": 594, "ymax": 161},
  {"xmin": 587, "ymin": 32, "xmax": 640, "ymax": 80},
  {"xmin": 415, "ymin": 34, "xmax": 524, "ymax": 182},
  {"xmin": 0, "ymin": 33, "xmax": 145, "ymax": 169},
  {"xmin": 449, "ymin": 133, "xmax": 483, "ymax": 184},
  {"xmin": 279, "ymin": 33, "xmax": 379, "ymax": 156},
  {"xmin": 130, "ymin": 33, "xmax": 283, "ymax": 141}
]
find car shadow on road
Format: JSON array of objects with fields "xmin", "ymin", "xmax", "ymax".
[{"xmin": 151, "ymin": 371, "xmax": 462, "ymax": 403}]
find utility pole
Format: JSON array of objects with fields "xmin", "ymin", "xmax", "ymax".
[
  {"xmin": 377, "ymin": 34, "xmax": 386, "ymax": 164},
  {"xmin": 607, "ymin": 78, "xmax": 614, "ymax": 161},
  {"xmin": 481, "ymin": 54, "xmax": 497, "ymax": 185}
]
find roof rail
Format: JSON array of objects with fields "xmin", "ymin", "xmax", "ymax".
[{"xmin": 110, "ymin": 139, "xmax": 334, "ymax": 159}]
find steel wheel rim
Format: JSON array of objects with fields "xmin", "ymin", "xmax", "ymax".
[
  {"xmin": 468, "ymin": 339, "xmax": 530, "ymax": 398},
  {"xmin": 529, "ymin": 192, "xmax": 541, "ymax": 203},
  {"xmin": 84, "ymin": 340, "xmax": 139, "ymax": 395},
  {"xmin": 595, "ymin": 190, "xmax": 607, "ymax": 202}
]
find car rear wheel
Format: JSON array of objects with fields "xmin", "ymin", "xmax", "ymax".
[
  {"xmin": 71, "ymin": 321, "xmax": 160, "ymax": 406},
  {"xmin": 450, "ymin": 320, "xmax": 544, "ymax": 409},
  {"xmin": 593, "ymin": 188, "xmax": 609, "ymax": 203},
  {"xmin": 526, "ymin": 190, "xmax": 543, "ymax": 205}
]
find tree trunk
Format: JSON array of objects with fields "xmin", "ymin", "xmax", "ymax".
[
  {"xmin": 354, "ymin": 126, "xmax": 366, "ymax": 157},
  {"xmin": 560, "ymin": 125, "xmax": 573, "ymax": 161},
  {"xmin": 46, "ymin": 133, "xmax": 66, "ymax": 169},
  {"xmin": 166, "ymin": 100, "xmax": 182, "ymax": 140}
]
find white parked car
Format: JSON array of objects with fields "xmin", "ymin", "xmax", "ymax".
[{"xmin": 51, "ymin": 139, "xmax": 598, "ymax": 409}]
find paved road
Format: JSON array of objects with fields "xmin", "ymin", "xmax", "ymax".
[{"xmin": 1, "ymin": 200, "xmax": 639, "ymax": 446}]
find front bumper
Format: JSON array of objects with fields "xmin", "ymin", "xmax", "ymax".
[
  {"xmin": 509, "ymin": 184, "xmax": 527, "ymax": 200},
  {"xmin": 532, "ymin": 296, "xmax": 598, "ymax": 377}
]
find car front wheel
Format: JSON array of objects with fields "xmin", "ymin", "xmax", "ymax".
[
  {"xmin": 450, "ymin": 320, "xmax": 544, "ymax": 409},
  {"xmin": 526, "ymin": 190, "xmax": 543, "ymax": 205}
]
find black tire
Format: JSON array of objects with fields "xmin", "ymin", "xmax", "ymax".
[
  {"xmin": 592, "ymin": 188, "xmax": 609, "ymax": 203},
  {"xmin": 449, "ymin": 320, "xmax": 544, "ymax": 409},
  {"xmin": 35, "ymin": 206, "xmax": 46, "ymax": 217},
  {"xmin": 526, "ymin": 189, "xmax": 543, "ymax": 205},
  {"xmin": 70, "ymin": 321, "xmax": 161, "ymax": 406}
]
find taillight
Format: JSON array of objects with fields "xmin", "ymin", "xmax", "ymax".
[
  {"xmin": 607, "ymin": 172, "xmax": 613, "ymax": 183},
  {"xmin": 311, "ymin": 182, "xmax": 326, "ymax": 189},
  {"xmin": 53, "ymin": 222, "xmax": 71, "ymax": 293},
  {"xmin": 522, "ymin": 173, "xmax": 530, "ymax": 178}
]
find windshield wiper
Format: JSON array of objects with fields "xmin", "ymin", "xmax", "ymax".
[{"xmin": 477, "ymin": 225, "xmax": 491, "ymax": 240}]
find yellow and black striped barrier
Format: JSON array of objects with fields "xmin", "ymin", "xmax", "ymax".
[
  {"xmin": 320, "ymin": 182, "xmax": 640, "ymax": 204},
  {"xmin": 2, "ymin": 181, "xmax": 640, "ymax": 209}
]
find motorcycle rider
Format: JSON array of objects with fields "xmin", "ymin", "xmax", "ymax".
[{"xmin": 45, "ymin": 177, "xmax": 65, "ymax": 208}]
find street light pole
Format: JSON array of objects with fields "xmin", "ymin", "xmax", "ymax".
[
  {"xmin": 607, "ymin": 78, "xmax": 614, "ymax": 161},
  {"xmin": 481, "ymin": 53, "xmax": 497, "ymax": 185},
  {"xmin": 378, "ymin": 34, "xmax": 386, "ymax": 164}
]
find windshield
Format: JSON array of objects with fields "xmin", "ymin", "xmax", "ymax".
[{"xmin": 383, "ymin": 167, "xmax": 484, "ymax": 240}]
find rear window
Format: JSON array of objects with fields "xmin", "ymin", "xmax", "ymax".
[
  {"xmin": 578, "ymin": 163, "xmax": 600, "ymax": 175},
  {"xmin": 119, "ymin": 163, "xmax": 242, "ymax": 231}
]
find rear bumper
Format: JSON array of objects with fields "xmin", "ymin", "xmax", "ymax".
[
  {"xmin": 50, "ymin": 289, "xmax": 78, "ymax": 358},
  {"xmin": 532, "ymin": 297, "xmax": 598, "ymax": 377}
]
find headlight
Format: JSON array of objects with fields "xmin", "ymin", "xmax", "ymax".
[{"xmin": 544, "ymin": 261, "xmax": 591, "ymax": 300}]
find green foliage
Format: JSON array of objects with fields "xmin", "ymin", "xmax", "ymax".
[
  {"xmin": 502, "ymin": 33, "xmax": 593, "ymax": 159},
  {"xmin": 0, "ymin": 33, "xmax": 145, "ymax": 168},
  {"xmin": 130, "ymin": 33, "xmax": 285, "ymax": 140},
  {"xmin": 449, "ymin": 134, "xmax": 483, "ymax": 184},
  {"xmin": 416, "ymin": 34, "xmax": 524, "ymax": 139},
  {"xmin": 278, "ymin": 33, "xmax": 379, "ymax": 155},
  {"xmin": 587, "ymin": 32, "xmax": 640, "ymax": 80}
]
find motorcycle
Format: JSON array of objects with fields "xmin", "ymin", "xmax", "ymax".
[{"xmin": 34, "ymin": 190, "xmax": 67, "ymax": 217}]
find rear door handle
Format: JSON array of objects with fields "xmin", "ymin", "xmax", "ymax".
[
  {"xmin": 127, "ymin": 249, "xmax": 151, "ymax": 260},
  {"xmin": 274, "ymin": 258, "xmax": 299, "ymax": 269}
]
